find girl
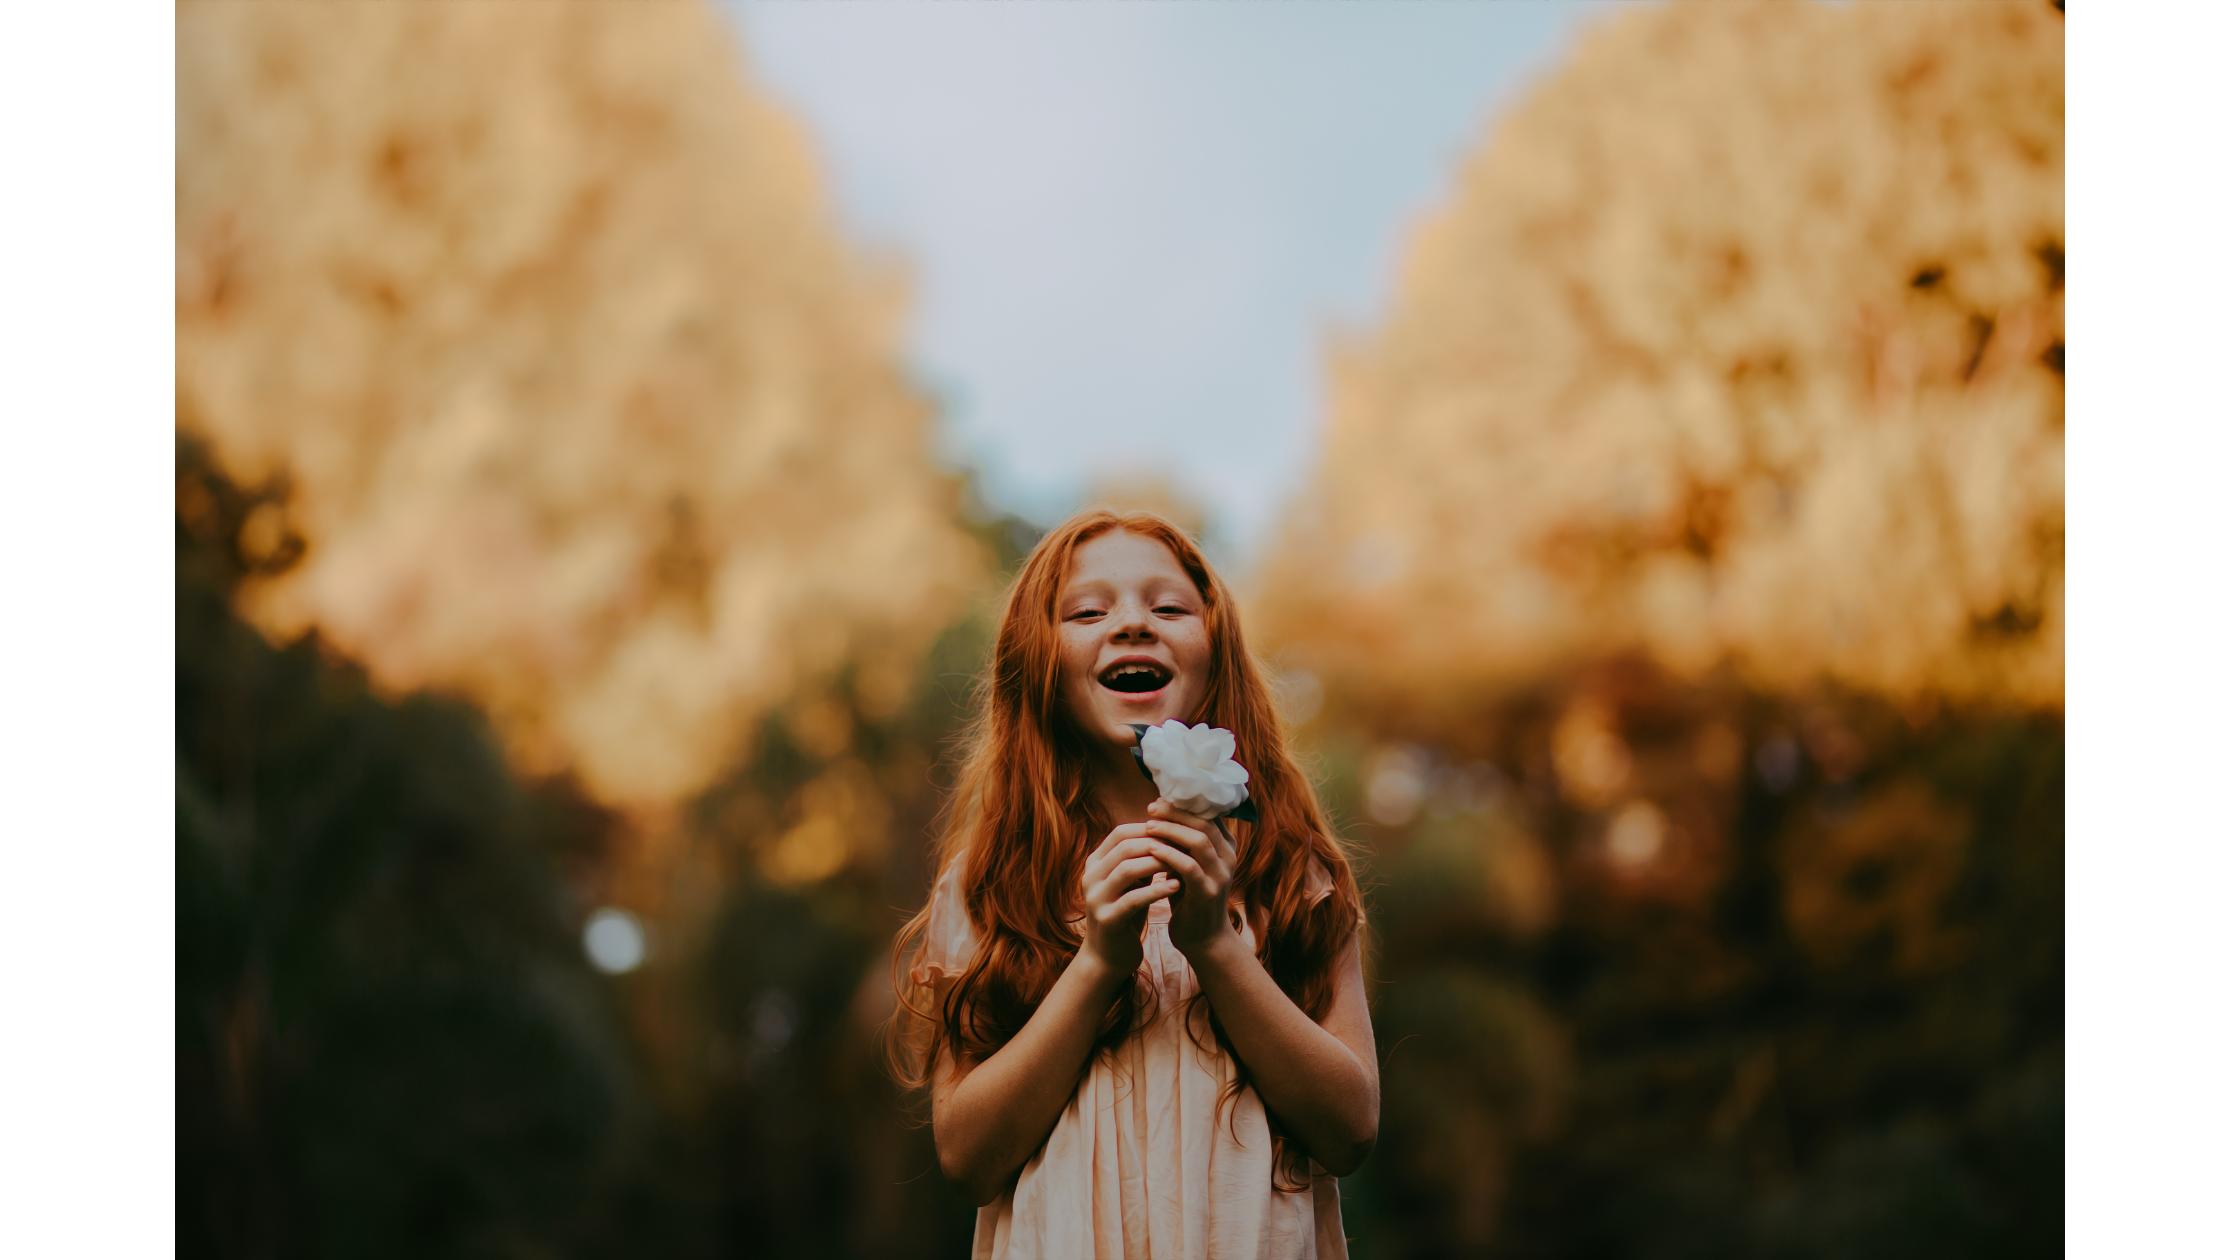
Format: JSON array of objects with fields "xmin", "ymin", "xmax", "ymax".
[{"xmin": 887, "ymin": 510, "xmax": 1377, "ymax": 1259}]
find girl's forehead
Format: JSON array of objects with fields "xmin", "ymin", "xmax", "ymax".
[
  {"xmin": 1062, "ymin": 532, "xmax": 1190, "ymax": 589},
  {"xmin": 1061, "ymin": 553, "xmax": 1191, "ymax": 591}
]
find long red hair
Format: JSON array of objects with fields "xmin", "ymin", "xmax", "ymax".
[{"xmin": 885, "ymin": 510, "xmax": 1368, "ymax": 1191}]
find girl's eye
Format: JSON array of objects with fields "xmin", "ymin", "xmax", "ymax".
[{"xmin": 1063, "ymin": 605, "xmax": 1188, "ymax": 620}]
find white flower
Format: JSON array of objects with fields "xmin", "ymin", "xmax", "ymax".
[{"xmin": 1137, "ymin": 719, "xmax": 1251, "ymax": 818}]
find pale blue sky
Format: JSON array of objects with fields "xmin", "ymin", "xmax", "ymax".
[{"xmin": 723, "ymin": 0, "xmax": 1624, "ymax": 571}]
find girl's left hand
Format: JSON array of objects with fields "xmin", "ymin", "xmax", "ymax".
[{"xmin": 1143, "ymin": 798, "xmax": 1239, "ymax": 955}]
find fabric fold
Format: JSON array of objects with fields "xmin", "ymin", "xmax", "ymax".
[
  {"xmin": 910, "ymin": 861, "xmax": 978, "ymax": 993},
  {"xmin": 923, "ymin": 859, "xmax": 1351, "ymax": 1258}
]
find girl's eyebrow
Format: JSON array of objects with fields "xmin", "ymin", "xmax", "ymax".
[{"xmin": 1059, "ymin": 579, "xmax": 1191, "ymax": 602}]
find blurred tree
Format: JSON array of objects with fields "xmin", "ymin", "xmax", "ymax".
[
  {"xmin": 1255, "ymin": 0, "xmax": 2064, "ymax": 714},
  {"xmin": 176, "ymin": 0, "xmax": 990, "ymax": 809},
  {"xmin": 178, "ymin": 429, "xmax": 1005, "ymax": 1259},
  {"xmin": 1305, "ymin": 660, "xmax": 2060, "ymax": 1260},
  {"xmin": 178, "ymin": 431, "xmax": 643, "ymax": 1258},
  {"xmin": 1080, "ymin": 471, "xmax": 1219, "ymax": 555},
  {"xmin": 1247, "ymin": 5, "xmax": 2065, "ymax": 1245},
  {"xmin": 176, "ymin": 0, "xmax": 2069, "ymax": 1255}
]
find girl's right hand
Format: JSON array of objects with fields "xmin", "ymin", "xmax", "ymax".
[{"xmin": 1078, "ymin": 824, "xmax": 1180, "ymax": 979}]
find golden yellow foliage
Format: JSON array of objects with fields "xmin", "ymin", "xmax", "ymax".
[
  {"xmin": 1253, "ymin": 0, "xmax": 2063, "ymax": 711},
  {"xmin": 1080, "ymin": 471, "xmax": 1216, "ymax": 548},
  {"xmin": 177, "ymin": 1, "xmax": 987, "ymax": 807}
]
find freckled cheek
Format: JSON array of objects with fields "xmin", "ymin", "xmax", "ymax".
[{"xmin": 1180, "ymin": 645, "xmax": 1211, "ymax": 692}]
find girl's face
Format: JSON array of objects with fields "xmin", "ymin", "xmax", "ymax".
[{"xmin": 1055, "ymin": 530, "xmax": 1213, "ymax": 754}]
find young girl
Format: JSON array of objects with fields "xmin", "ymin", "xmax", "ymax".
[{"xmin": 888, "ymin": 510, "xmax": 1377, "ymax": 1258}]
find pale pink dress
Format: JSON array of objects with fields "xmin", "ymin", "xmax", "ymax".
[{"xmin": 912, "ymin": 857, "xmax": 1358, "ymax": 1260}]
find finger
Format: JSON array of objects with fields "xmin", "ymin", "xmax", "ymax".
[
  {"xmin": 1086, "ymin": 824, "xmax": 1152, "ymax": 882},
  {"xmin": 1090, "ymin": 850, "xmax": 1172, "ymax": 904},
  {"xmin": 1095, "ymin": 855, "xmax": 1170, "ymax": 900},
  {"xmin": 1142, "ymin": 820, "xmax": 1222, "ymax": 872},
  {"xmin": 1209, "ymin": 817, "xmax": 1236, "ymax": 863},
  {"xmin": 1106, "ymin": 836, "xmax": 1174, "ymax": 867},
  {"xmin": 1138, "ymin": 839, "xmax": 1211, "ymax": 891},
  {"xmin": 1112, "ymin": 874, "xmax": 1179, "ymax": 915},
  {"xmin": 1109, "ymin": 836, "xmax": 1215, "ymax": 890},
  {"xmin": 1089, "ymin": 822, "xmax": 1140, "ymax": 866},
  {"xmin": 1141, "ymin": 817, "xmax": 1208, "ymax": 851},
  {"xmin": 1150, "ymin": 799, "xmax": 1219, "ymax": 830}
]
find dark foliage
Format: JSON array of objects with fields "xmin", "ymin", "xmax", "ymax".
[
  {"xmin": 180, "ymin": 432, "xmax": 2058, "ymax": 1256},
  {"xmin": 179, "ymin": 433, "xmax": 637, "ymax": 1258}
]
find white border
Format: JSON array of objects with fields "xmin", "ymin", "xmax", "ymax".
[
  {"xmin": 0, "ymin": 0, "xmax": 176, "ymax": 1254},
  {"xmin": 6, "ymin": 0, "xmax": 2229, "ymax": 1253},
  {"xmin": 2068, "ymin": 0, "xmax": 2240, "ymax": 1253}
]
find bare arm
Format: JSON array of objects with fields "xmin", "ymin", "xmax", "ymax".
[
  {"xmin": 1138, "ymin": 800, "xmax": 1379, "ymax": 1176},
  {"xmin": 930, "ymin": 950, "xmax": 1128, "ymax": 1205},
  {"xmin": 1182, "ymin": 925, "xmax": 1379, "ymax": 1176},
  {"xmin": 930, "ymin": 827, "xmax": 1181, "ymax": 1205}
]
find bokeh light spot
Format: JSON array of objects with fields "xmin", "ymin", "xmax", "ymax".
[
  {"xmin": 1607, "ymin": 801, "xmax": 1667, "ymax": 868},
  {"xmin": 583, "ymin": 907, "xmax": 648, "ymax": 975},
  {"xmin": 1366, "ymin": 744, "xmax": 1431, "ymax": 826}
]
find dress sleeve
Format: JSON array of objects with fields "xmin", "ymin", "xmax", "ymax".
[{"xmin": 909, "ymin": 860, "xmax": 981, "ymax": 991}]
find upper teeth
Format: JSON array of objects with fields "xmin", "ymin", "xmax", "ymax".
[{"xmin": 1107, "ymin": 665, "xmax": 1162, "ymax": 682}]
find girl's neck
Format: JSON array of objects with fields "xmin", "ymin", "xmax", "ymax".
[{"xmin": 1085, "ymin": 747, "xmax": 1159, "ymax": 833}]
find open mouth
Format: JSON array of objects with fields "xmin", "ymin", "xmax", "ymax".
[{"xmin": 1098, "ymin": 662, "xmax": 1172, "ymax": 700}]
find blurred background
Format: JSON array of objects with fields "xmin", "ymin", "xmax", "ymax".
[{"xmin": 175, "ymin": 1, "xmax": 2063, "ymax": 1256}]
